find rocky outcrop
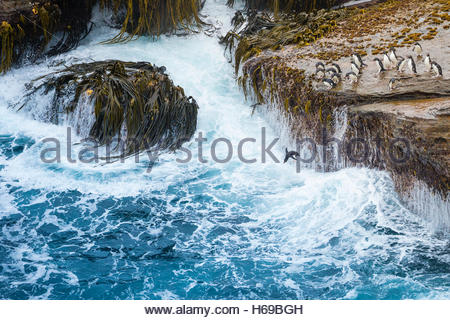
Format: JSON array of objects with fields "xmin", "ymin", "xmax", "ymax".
[
  {"xmin": 16, "ymin": 60, "xmax": 199, "ymax": 156},
  {"xmin": 226, "ymin": 0, "xmax": 450, "ymax": 230}
]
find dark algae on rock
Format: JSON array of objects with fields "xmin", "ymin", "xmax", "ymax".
[
  {"xmin": 18, "ymin": 60, "xmax": 199, "ymax": 156},
  {"xmin": 0, "ymin": 0, "xmax": 204, "ymax": 73}
]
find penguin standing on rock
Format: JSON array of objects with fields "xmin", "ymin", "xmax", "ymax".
[
  {"xmin": 413, "ymin": 42, "xmax": 423, "ymax": 56},
  {"xmin": 351, "ymin": 62, "xmax": 360, "ymax": 75},
  {"xmin": 397, "ymin": 57, "xmax": 407, "ymax": 72},
  {"xmin": 331, "ymin": 63, "xmax": 342, "ymax": 74},
  {"xmin": 389, "ymin": 78, "xmax": 397, "ymax": 91},
  {"xmin": 326, "ymin": 66, "xmax": 339, "ymax": 76},
  {"xmin": 424, "ymin": 54, "xmax": 432, "ymax": 72},
  {"xmin": 389, "ymin": 48, "xmax": 398, "ymax": 65},
  {"xmin": 431, "ymin": 61, "xmax": 443, "ymax": 77},
  {"xmin": 331, "ymin": 73, "xmax": 341, "ymax": 85},
  {"xmin": 316, "ymin": 62, "xmax": 325, "ymax": 71},
  {"xmin": 374, "ymin": 58, "xmax": 386, "ymax": 74},
  {"xmin": 407, "ymin": 56, "xmax": 417, "ymax": 74},
  {"xmin": 383, "ymin": 53, "xmax": 392, "ymax": 70},
  {"xmin": 346, "ymin": 72, "xmax": 358, "ymax": 84},
  {"xmin": 352, "ymin": 53, "xmax": 367, "ymax": 68},
  {"xmin": 316, "ymin": 69, "xmax": 325, "ymax": 79},
  {"xmin": 322, "ymin": 78, "xmax": 336, "ymax": 90}
]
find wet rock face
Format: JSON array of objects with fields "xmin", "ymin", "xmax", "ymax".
[
  {"xmin": 16, "ymin": 60, "xmax": 199, "ymax": 156},
  {"xmin": 228, "ymin": 0, "xmax": 449, "ymax": 227}
]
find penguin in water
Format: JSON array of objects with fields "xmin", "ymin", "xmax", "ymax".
[
  {"xmin": 322, "ymin": 78, "xmax": 336, "ymax": 90},
  {"xmin": 424, "ymin": 54, "xmax": 432, "ymax": 72},
  {"xmin": 388, "ymin": 78, "xmax": 397, "ymax": 91},
  {"xmin": 351, "ymin": 61, "xmax": 361, "ymax": 75},
  {"xmin": 346, "ymin": 72, "xmax": 358, "ymax": 84},
  {"xmin": 284, "ymin": 148, "xmax": 300, "ymax": 163},
  {"xmin": 352, "ymin": 53, "xmax": 367, "ymax": 68},
  {"xmin": 407, "ymin": 56, "xmax": 417, "ymax": 74},
  {"xmin": 431, "ymin": 61, "xmax": 443, "ymax": 77},
  {"xmin": 373, "ymin": 58, "xmax": 386, "ymax": 74},
  {"xmin": 413, "ymin": 42, "xmax": 423, "ymax": 56}
]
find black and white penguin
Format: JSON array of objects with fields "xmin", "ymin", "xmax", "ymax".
[
  {"xmin": 346, "ymin": 72, "xmax": 358, "ymax": 84},
  {"xmin": 431, "ymin": 61, "xmax": 443, "ymax": 77},
  {"xmin": 331, "ymin": 72, "xmax": 341, "ymax": 84},
  {"xmin": 352, "ymin": 53, "xmax": 367, "ymax": 68},
  {"xmin": 316, "ymin": 62, "xmax": 325, "ymax": 71},
  {"xmin": 322, "ymin": 78, "xmax": 336, "ymax": 90},
  {"xmin": 424, "ymin": 54, "xmax": 432, "ymax": 72},
  {"xmin": 326, "ymin": 67, "xmax": 339, "ymax": 76},
  {"xmin": 413, "ymin": 42, "xmax": 423, "ymax": 55},
  {"xmin": 397, "ymin": 57, "xmax": 407, "ymax": 72},
  {"xmin": 407, "ymin": 56, "xmax": 417, "ymax": 74},
  {"xmin": 388, "ymin": 78, "xmax": 397, "ymax": 91},
  {"xmin": 383, "ymin": 53, "xmax": 392, "ymax": 69},
  {"xmin": 316, "ymin": 69, "xmax": 325, "ymax": 79},
  {"xmin": 284, "ymin": 148, "xmax": 300, "ymax": 163},
  {"xmin": 331, "ymin": 63, "xmax": 342, "ymax": 74},
  {"xmin": 373, "ymin": 58, "xmax": 386, "ymax": 74},
  {"xmin": 388, "ymin": 48, "xmax": 398, "ymax": 65},
  {"xmin": 351, "ymin": 62, "xmax": 360, "ymax": 75}
]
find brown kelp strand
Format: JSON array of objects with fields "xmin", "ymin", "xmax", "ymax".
[
  {"xmin": 241, "ymin": 56, "xmax": 341, "ymax": 142},
  {"xmin": 0, "ymin": 0, "xmax": 93, "ymax": 73},
  {"xmin": 226, "ymin": 0, "xmax": 346, "ymax": 15},
  {"xmin": 220, "ymin": 8, "xmax": 350, "ymax": 74},
  {"xmin": 101, "ymin": 0, "xmax": 205, "ymax": 43},
  {"xmin": 0, "ymin": 0, "xmax": 205, "ymax": 73},
  {"xmin": 19, "ymin": 60, "xmax": 199, "ymax": 155}
]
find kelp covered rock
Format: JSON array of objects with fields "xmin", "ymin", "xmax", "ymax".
[
  {"xmin": 220, "ymin": 7, "xmax": 351, "ymax": 74},
  {"xmin": 0, "ymin": 0, "xmax": 94, "ymax": 73},
  {"xmin": 1, "ymin": 0, "xmax": 204, "ymax": 73},
  {"xmin": 18, "ymin": 60, "xmax": 199, "ymax": 155},
  {"xmin": 101, "ymin": 0, "xmax": 204, "ymax": 42}
]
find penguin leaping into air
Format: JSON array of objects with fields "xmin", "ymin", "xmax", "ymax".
[{"xmin": 284, "ymin": 148, "xmax": 300, "ymax": 163}]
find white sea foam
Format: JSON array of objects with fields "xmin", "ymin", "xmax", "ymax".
[{"xmin": 0, "ymin": 0, "xmax": 448, "ymax": 299}]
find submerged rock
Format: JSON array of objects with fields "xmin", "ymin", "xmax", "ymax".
[{"xmin": 17, "ymin": 60, "xmax": 199, "ymax": 156}]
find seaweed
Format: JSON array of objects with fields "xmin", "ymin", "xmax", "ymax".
[{"xmin": 19, "ymin": 60, "xmax": 198, "ymax": 155}]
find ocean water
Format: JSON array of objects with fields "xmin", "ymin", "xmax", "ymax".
[{"xmin": 0, "ymin": 1, "xmax": 449, "ymax": 300}]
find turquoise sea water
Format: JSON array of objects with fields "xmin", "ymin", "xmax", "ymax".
[{"xmin": 0, "ymin": 1, "xmax": 449, "ymax": 299}]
